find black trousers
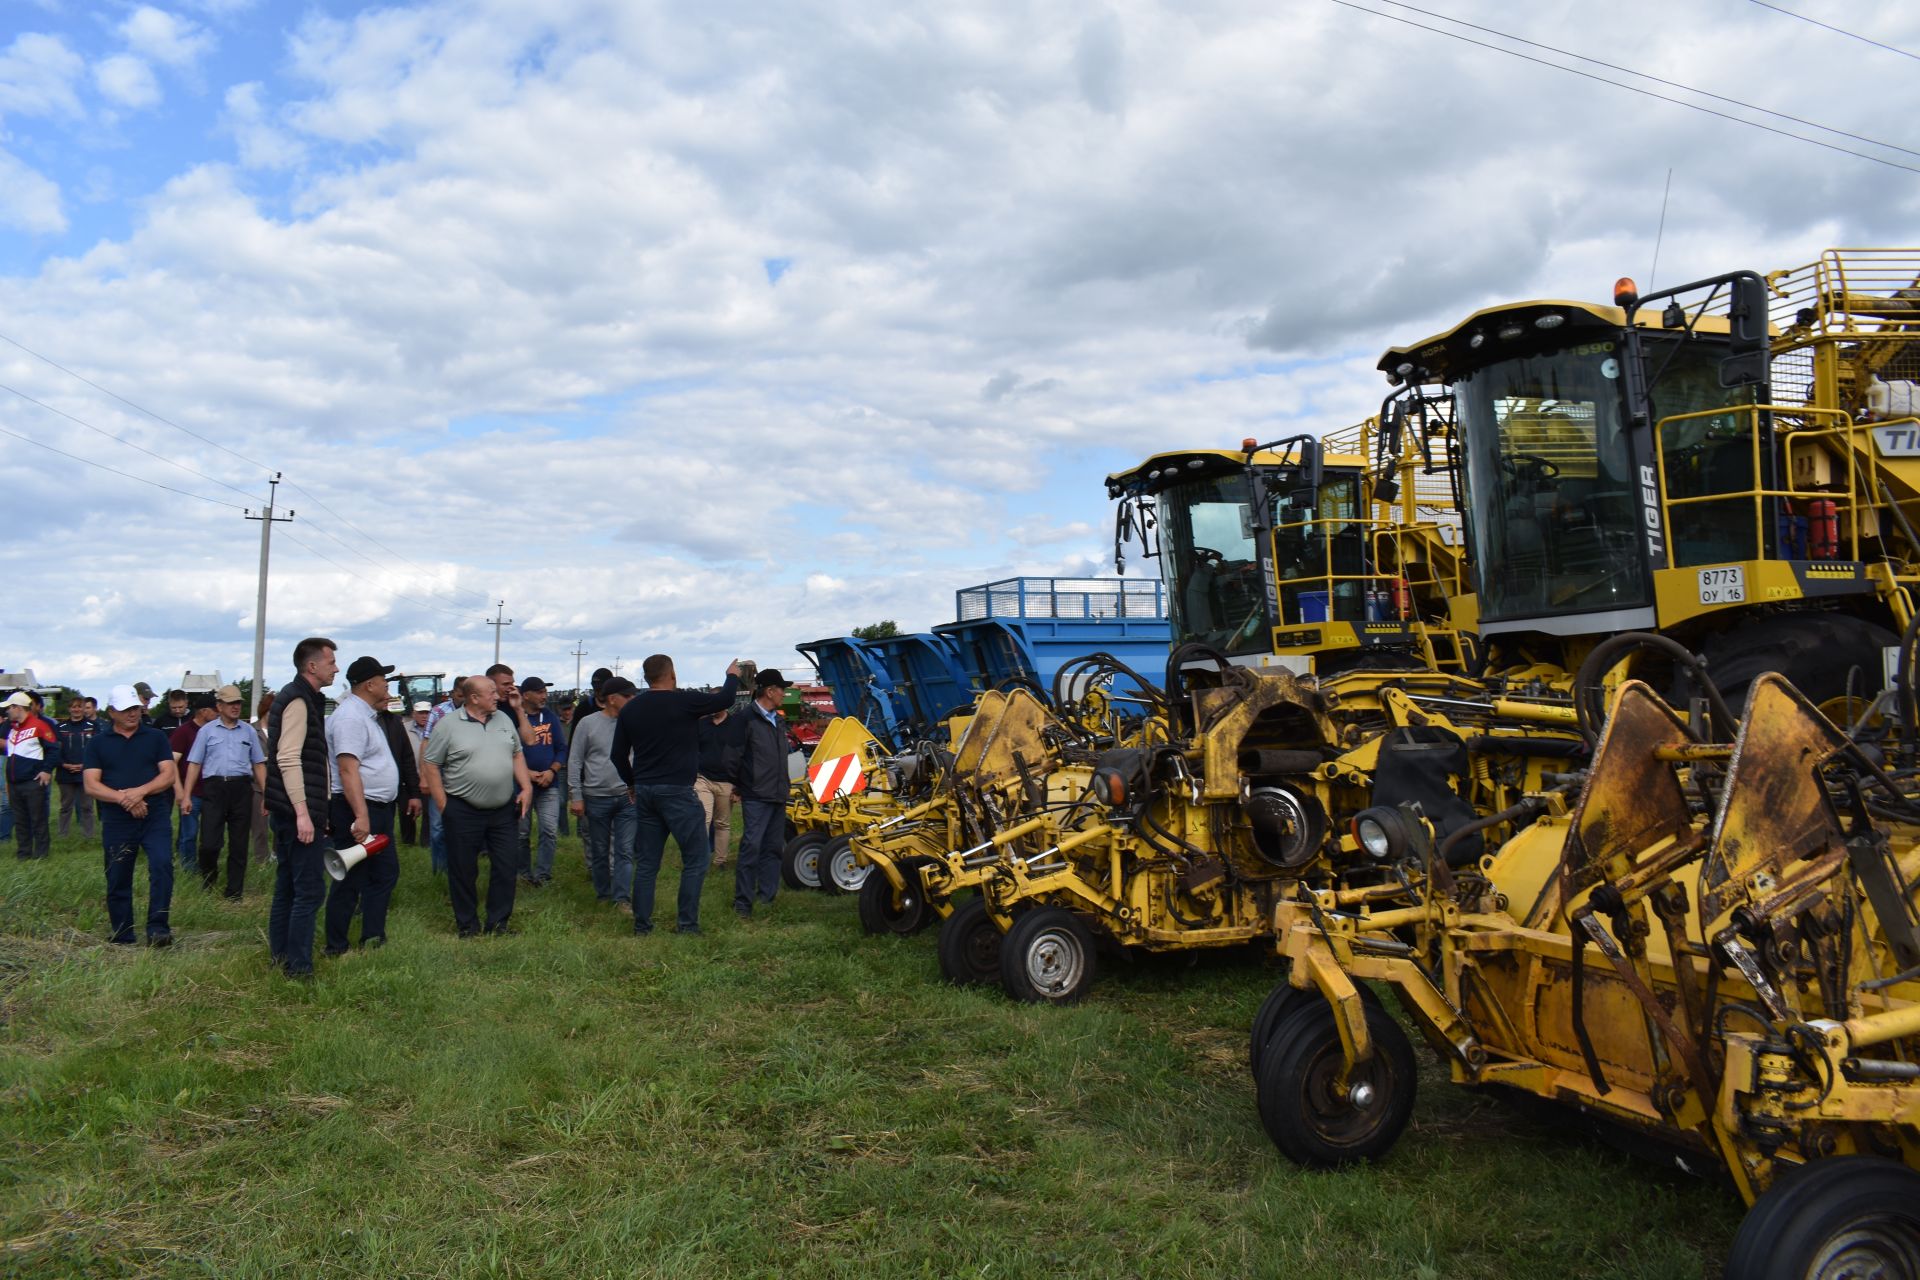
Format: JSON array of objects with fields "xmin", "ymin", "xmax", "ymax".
[
  {"xmin": 9, "ymin": 779, "xmax": 50, "ymax": 859},
  {"xmin": 442, "ymin": 794, "xmax": 519, "ymax": 934},
  {"xmin": 197, "ymin": 777, "xmax": 256, "ymax": 896},
  {"xmin": 325, "ymin": 794, "xmax": 398, "ymax": 952}
]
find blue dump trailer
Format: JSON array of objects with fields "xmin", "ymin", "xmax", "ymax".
[
  {"xmin": 799, "ymin": 577, "xmax": 1171, "ymax": 743},
  {"xmin": 793, "ymin": 636, "xmax": 909, "ymax": 743},
  {"xmin": 939, "ymin": 577, "xmax": 1169, "ymax": 703}
]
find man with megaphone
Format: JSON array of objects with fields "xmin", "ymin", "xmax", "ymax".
[{"xmin": 322, "ymin": 656, "xmax": 403, "ymax": 955}]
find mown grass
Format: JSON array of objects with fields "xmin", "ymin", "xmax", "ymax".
[{"xmin": 0, "ymin": 819, "xmax": 1740, "ymax": 1278}]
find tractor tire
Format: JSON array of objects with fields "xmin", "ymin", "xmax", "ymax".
[
  {"xmin": 936, "ymin": 897, "xmax": 1004, "ymax": 986},
  {"xmin": 781, "ymin": 832, "xmax": 826, "ymax": 891},
  {"xmin": 857, "ymin": 858, "xmax": 932, "ymax": 936},
  {"xmin": 1254, "ymin": 997, "xmax": 1416, "ymax": 1168},
  {"xmin": 1722, "ymin": 1156, "xmax": 1920, "ymax": 1280},
  {"xmin": 1248, "ymin": 979, "xmax": 1382, "ymax": 1080},
  {"xmin": 818, "ymin": 835, "xmax": 871, "ymax": 895},
  {"xmin": 1696, "ymin": 613, "xmax": 1897, "ymax": 720},
  {"xmin": 998, "ymin": 907, "xmax": 1099, "ymax": 1004}
]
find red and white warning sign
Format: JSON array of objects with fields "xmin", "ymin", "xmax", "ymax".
[{"xmin": 806, "ymin": 752, "xmax": 868, "ymax": 803}]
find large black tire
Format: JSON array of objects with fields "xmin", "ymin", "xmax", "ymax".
[
  {"xmin": 1723, "ymin": 1156, "xmax": 1920, "ymax": 1280},
  {"xmin": 999, "ymin": 907, "xmax": 1099, "ymax": 1004},
  {"xmin": 781, "ymin": 832, "xmax": 826, "ymax": 891},
  {"xmin": 1248, "ymin": 978, "xmax": 1383, "ymax": 1080},
  {"xmin": 818, "ymin": 835, "xmax": 870, "ymax": 895},
  {"xmin": 1697, "ymin": 613, "xmax": 1897, "ymax": 717},
  {"xmin": 1254, "ymin": 997, "xmax": 1417, "ymax": 1167},
  {"xmin": 936, "ymin": 897, "xmax": 1004, "ymax": 985},
  {"xmin": 856, "ymin": 859, "xmax": 932, "ymax": 936}
]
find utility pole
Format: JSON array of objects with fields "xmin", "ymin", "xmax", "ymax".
[
  {"xmin": 570, "ymin": 639, "xmax": 588, "ymax": 693},
  {"xmin": 485, "ymin": 601, "xmax": 513, "ymax": 666},
  {"xmin": 244, "ymin": 473, "xmax": 295, "ymax": 719},
  {"xmin": 613, "ymin": 656, "xmax": 623, "ymax": 678}
]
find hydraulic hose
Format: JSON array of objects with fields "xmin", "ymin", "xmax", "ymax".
[
  {"xmin": 1572, "ymin": 631, "xmax": 1736, "ymax": 748},
  {"xmin": 1894, "ymin": 610, "xmax": 1920, "ymax": 766}
]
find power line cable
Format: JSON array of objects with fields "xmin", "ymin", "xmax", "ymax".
[
  {"xmin": 293, "ymin": 513, "xmax": 484, "ymax": 608},
  {"xmin": 1371, "ymin": 0, "xmax": 1920, "ymax": 159},
  {"xmin": 277, "ymin": 530, "xmax": 477, "ymax": 620},
  {"xmin": 0, "ymin": 418, "xmax": 248, "ymax": 510},
  {"xmin": 1746, "ymin": 0, "xmax": 1920, "ymax": 63},
  {"xmin": 0, "ymin": 380, "xmax": 263, "ymax": 501},
  {"xmin": 0, "ymin": 326, "xmax": 487, "ymax": 602},
  {"xmin": 1329, "ymin": 0, "xmax": 1920, "ymax": 176},
  {"xmin": 0, "ymin": 330, "xmax": 278, "ymax": 473},
  {"xmin": 280, "ymin": 478, "xmax": 489, "ymax": 605}
]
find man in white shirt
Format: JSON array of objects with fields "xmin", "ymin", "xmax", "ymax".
[{"xmin": 324, "ymin": 657, "xmax": 403, "ymax": 955}]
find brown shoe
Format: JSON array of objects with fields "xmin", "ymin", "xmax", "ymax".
[{"xmin": 615, "ymin": 901, "xmax": 633, "ymax": 916}]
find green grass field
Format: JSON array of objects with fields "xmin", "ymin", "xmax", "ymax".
[{"xmin": 0, "ymin": 818, "xmax": 1741, "ymax": 1278}]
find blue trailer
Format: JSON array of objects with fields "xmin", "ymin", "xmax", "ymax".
[
  {"xmin": 794, "ymin": 636, "xmax": 909, "ymax": 743},
  {"xmin": 800, "ymin": 578, "xmax": 1172, "ymax": 743},
  {"xmin": 938, "ymin": 577, "xmax": 1170, "ymax": 701}
]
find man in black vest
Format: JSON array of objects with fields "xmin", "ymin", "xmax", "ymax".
[{"xmin": 265, "ymin": 636, "xmax": 338, "ymax": 979}]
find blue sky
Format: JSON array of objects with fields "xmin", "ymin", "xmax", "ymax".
[{"xmin": 2, "ymin": 0, "xmax": 1918, "ymax": 697}]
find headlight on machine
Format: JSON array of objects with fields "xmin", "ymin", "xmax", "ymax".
[{"xmin": 1350, "ymin": 805, "xmax": 1416, "ymax": 860}]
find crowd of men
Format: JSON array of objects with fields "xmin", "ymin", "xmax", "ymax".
[{"xmin": 2, "ymin": 642, "xmax": 797, "ymax": 977}]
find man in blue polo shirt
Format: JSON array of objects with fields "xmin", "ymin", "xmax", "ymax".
[
  {"xmin": 83, "ymin": 684, "xmax": 178, "ymax": 946},
  {"xmin": 183, "ymin": 685, "xmax": 267, "ymax": 899}
]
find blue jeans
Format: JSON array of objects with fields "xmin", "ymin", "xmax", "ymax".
[
  {"xmin": 582, "ymin": 792, "xmax": 636, "ymax": 902},
  {"xmin": 103, "ymin": 813, "xmax": 173, "ymax": 942},
  {"xmin": 735, "ymin": 799, "xmax": 785, "ymax": 914},
  {"xmin": 630, "ymin": 784, "xmax": 710, "ymax": 933},
  {"xmin": 518, "ymin": 785, "xmax": 561, "ymax": 880},
  {"xmin": 427, "ymin": 796, "xmax": 447, "ymax": 873},
  {"xmin": 174, "ymin": 795, "xmax": 200, "ymax": 868},
  {"xmin": 267, "ymin": 813, "xmax": 328, "ymax": 975}
]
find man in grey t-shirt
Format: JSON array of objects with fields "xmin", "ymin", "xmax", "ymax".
[
  {"xmin": 325, "ymin": 657, "xmax": 403, "ymax": 954},
  {"xmin": 566, "ymin": 676, "xmax": 638, "ymax": 909},
  {"xmin": 423, "ymin": 675, "xmax": 531, "ymax": 937}
]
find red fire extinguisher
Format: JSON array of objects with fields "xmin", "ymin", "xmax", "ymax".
[{"xmin": 1808, "ymin": 499, "xmax": 1839, "ymax": 560}]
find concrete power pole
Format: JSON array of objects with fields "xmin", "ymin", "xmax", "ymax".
[
  {"xmin": 486, "ymin": 601, "xmax": 513, "ymax": 666},
  {"xmin": 245, "ymin": 474, "xmax": 295, "ymax": 718},
  {"xmin": 570, "ymin": 639, "xmax": 588, "ymax": 693}
]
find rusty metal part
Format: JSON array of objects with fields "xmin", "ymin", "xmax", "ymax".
[{"xmin": 1700, "ymin": 673, "xmax": 1853, "ymax": 931}]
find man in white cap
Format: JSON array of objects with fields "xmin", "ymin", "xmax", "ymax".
[
  {"xmin": 4, "ymin": 690, "xmax": 59, "ymax": 860},
  {"xmin": 82, "ymin": 685, "xmax": 178, "ymax": 944},
  {"xmin": 182, "ymin": 685, "xmax": 267, "ymax": 898}
]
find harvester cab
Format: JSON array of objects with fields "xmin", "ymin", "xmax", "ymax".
[
  {"xmin": 1107, "ymin": 423, "xmax": 1463, "ymax": 675},
  {"xmin": 1382, "ymin": 248, "xmax": 1920, "ymax": 712}
]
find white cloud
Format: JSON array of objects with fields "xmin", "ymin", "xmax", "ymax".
[
  {"xmin": 223, "ymin": 81, "xmax": 304, "ymax": 169},
  {"xmin": 2, "ymin": 0, "xmax": 1919, "ymax": 693},
  {"xmin": 0, "ymin": 148, "xmax": 64, "ymax": 232},
  {"xmin": 120, "ymin": 7, "xmax": 215, "ymax": 69},
  {"xmin": 0, "ymin": 31, "xmax": 85, "ymax": 120},
  {"xmin": 93, "ymin": 54, "xmax": 160, "ymax": 108}
]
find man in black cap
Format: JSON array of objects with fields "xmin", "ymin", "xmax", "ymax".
[
  {"xmin": 731, "ymin": 669, "xmax": 795, "ymax": 919},
  {"xmin": 325, "ymin": 657, "xmax": 403, "ymax": 953}
]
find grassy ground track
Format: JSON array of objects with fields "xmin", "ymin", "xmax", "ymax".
[{"xmin": 0, "ymin": 822, "xmax": 1737, "ymax": 1278}]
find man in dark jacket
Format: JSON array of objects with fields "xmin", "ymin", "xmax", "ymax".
[
  {"xmin": 264, "ymin": 637, "xmax": 338, "ymax": 979},
  {"xmin": 55, "ymin": 697, "xmax": 100, "ymax": 838},
  {"xmin": 610, "ymin": 654, "xmax": 741, "ymax": 935},
  {"xmin": 731, "ymin": 669, "xmax": 793, "ymax": 919}
]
